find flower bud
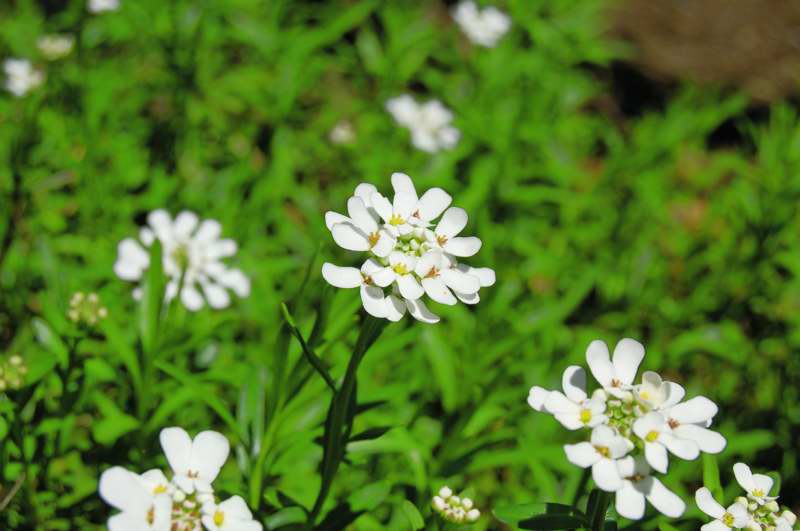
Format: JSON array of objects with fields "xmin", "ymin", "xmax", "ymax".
[
  {"xmin": 462, "ymin": 497, "xmax": 473, "ymax": 510},
  {"xmin": 781, "ymin": 510, "xmax": 797, "ymax": 525},
  {"xmin": 172, "ymin": 490, "xmax": 186, "ymax": 503},
  {"xmin": 765, "ymin": 500, "xmax": 780, "ymax": 513},
  {"xmin": 438, "ymin": 486, "xmax": 452, "ymax": 499},
  {"xmin": 467, "ymin": 509, "xmax": 480, "ymax": 522}
]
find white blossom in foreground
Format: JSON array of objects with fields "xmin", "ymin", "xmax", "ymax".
[
  {"xmin": 114, "ymin": 210, "xmax": 250, "ymax": 311},
  {"xmin": 88, "ymin": 0, "xmax": 120, "ymax": 13},
  {"xmin": 37, "ymin": 34, "xmax": 75, "ymax": 60},
  {"xmin": 3, "ymin": 59, "xmax": 44, "ymax": 97},
  {"xmin": 432, "ymin": 486, "xmax": 480, "ymax": 524},
  {"xmin": 322, "ymin": 173, "xmax": 494, "ymax": 323},
  {"xmin": 699, "ymin": 462, "xmax": 799, "ymax": 531},
  {"xmin": 386, "ymin": 95, "xmax": 460, "ymax": 153},
  {"xmin": 451, "ymin": 1, "xmax": 511, "ymax": 48},
  {"xmin": 528, "ymin": 338, "xmax": 726, "ymax": 520},
  {"xmin": 99, "ymin": 427, "xmax": 262, "ymax": 531}
]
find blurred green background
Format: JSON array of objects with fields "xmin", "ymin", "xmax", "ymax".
[{"xmin": 1, "ymin": 0, "xmax": 799, "ymax": 529}]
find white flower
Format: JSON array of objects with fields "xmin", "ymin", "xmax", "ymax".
[
  {"xmin": 99, "ymin": 467, "xmax": 172, "ymax": 531},
  {"xmin": 634, "ymin": 371, "xmax": 685, "ymax": 410},
  {"xmin": 3, "ymin": 59, "xmax": 44, "ymax": 97},
  {"xmin": 614, "ymin": 456, "xmax": 686, "ymax": 520},
  {"xmin": 432, "ymin": 487, "xmax": 480, "ymax": 524},
  {"xmin": 733, "ymin": 463, "xmax": 777, "ymax": 505},
  {"xmin": 451, "ymin": 1, "xmax": 511, "ymax": 48},
  {"xmin": 201, "ymin": 496, "xmax": 262, "ymax": 531},
  {"xmin": 660, "ymin": 396, "xmax": 727, "ymax": 454},
  {"xmin": 159, "ymin": 427, "xmax": 230, "ymax": 494},
  {"xmin": 329, "ymin": 120, "xmax": 355, "ymax": 144},
  {"xmin": 138, "ymin": 469, "xmax": 172, "ymax": 496},
  {"xmin": 586, "ymin": 338, "xmax": 645, "ymax": 399},
  {"xmin": 37, "ymin": 34, "xmax": 75, "ymax": 60},
  {"xmin": 322, "ymin": 173, "xmax": 493, "ymax": 323},
  {"xmin": 696, "ymin": 488, "xmax": 750, "ymax": 530},
  {"xmin": 89, "ymin": 0, "xmax": 120, "ymax": 13},
  {"xmin": 564, "ymin": 425, "xmax": 633, "ymax": 492},
  {"xmin": 536, "ymin": 366, "xmax": 608, "ymax": 430},
  {"xmin": 114, "ymin": 210, "xmax": 250, "ymax": 311},
  {"xmin": 386, "ymin": 95, "xmax": 460, "ymax": 153},
  {"xmin": 633, "ymin": 411, "xmax": 699, "ymax": 473}
]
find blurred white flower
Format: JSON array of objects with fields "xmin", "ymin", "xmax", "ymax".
[
  {"xmin": 615, "ymin": 456, "xmax": 686, "ymax": 520},
  {"xmin": 733, "ymin": 463, "xmax": 777, "ymax": 505},
  {"xmin": 37, "ymin": 34, "xmax": 75, "ymax": 60},
  {"xmin": 432, "ymin": 486, "xmax": 480, "ymax": 524},
  {"xmin": 114, "ymin": 210, "xmax": 250, "ymax": 311},
  {"xmin": 3, "ymin": 59, "xmax": 44, "ymax": 97},
  {"xmin": 452, "ymin": 1, "xmax": 511, "ymax": 48},
  {"xmin": 329, "ymin": 120, "xmax": 355, "ymax": 144},
  {"xmin": 159, "ymin": 427, "xmax": 230, "ymax": 494},
  {"xmin": 322, "ymin": 173, "xmax": 494, "ymax": 323},
  {"xmin": 386, "ymin": 95, "xmax": 460, "ymax": 153},
  {"xmin": 99, "ymin": 467, "xmax": 172, "ymax": 531},
  {"xmin": 695, "ymin": 488, "xmax": 749, "ymax": 531},
  {"xmin": 88, "ymin": 0, "xmax": 120, "ymax": 13},
  {"xmin": 564, "ymin": 425, "xmax": 633, "ymax": 491},
  {"xmin": 201, "ymin": 496, "xmax": 262, "ymax": 531},
  {"xmin": 67, "ymin": 291, "xmax": 108, "ymax": 326},
  {"xmin": 586, "ymin": 338, "xmax": 645, "ymax": 399}
]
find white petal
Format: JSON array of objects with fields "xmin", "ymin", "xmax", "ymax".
[
  {"xmin": 527, "ymin": 386, "xmax": 550, "ymax": 412},
  {"xmin": 644, "ymin": 442, "xmax": 669, "ymax": 474},
  {"xmin": 190, "ymin": 430, "xmax": 230, "ymax": 488},
  {"xmin": 633, "ymin": 412, "xmax": 665, "ymax": 440},
  {"xmin": 439, "ymin": 268, "xmax": 480, "ymax": 294},
  {"xmin": 701, "ymin": 521, "xmax": 730, "ymax": 531},
  {"xmin": 593, "ymin": 458, "xmax": 623, "ymax": 492},
  {"xmin": 416, "ymin": 188, "xmax": 452, "ymax": 221},
  {"xmin": 114, "ymin": 238, "xmax": 149, "ymax": 280},
  {"xmin": 561, "ymin": 366, "xmax": 587, "ymax": 403},
  {"xmin": 695, "ymin": 487, "xmax": 725, "ymax": 519},
  {"xmin": 370, "ymin": 193, "xmax": 393, "ymax": 223},
  {"xmin": 159, "ymin": 427, "xmax": 192, "ymax": 476},
  {"xmin": 174, "ymin": 211, "xmax": 199, "ymax": 238},
  {"xmin": 393, "ymin": 191, "xmax": 417, "ymax": 220},
  {"xmin": 672, "ymin": 425, "xmax": 726, "ymax": 454},
  {"xmin": 99, "ymin": 467, "xmax": 149, "ymax": 513},
  {"xmin": 444, "ymin": 237, "xmax": 482, "ymax": 257},
  {"xmin": 752, "ymin": 474, "xmax": 774, "ymax": 495},
  {"xmin": 543, "ymin": 391, "xmax": 579, "ymax": 415},
  {"xmin": 616, "ymin": 482, "xmax": 646, "ymax": 520},
  {"xmin": 612, "ymin": 338, "xmax": 645, "ymax": 385},
  {"xmin": 194, "ymin": 219, "xmax": 222, "ymax": 243},
  {"xmin": 405, "ymin": 297, "xmax": 440, "ymax": 323},
  {"xmin": 668, "ymin": 397, "xmax": 718, "ymax": 424},
  {"xmin": 385, "ymin": 294, "xmax": 406, "ymax": 322},
  {"xmin": 202, "ymin": 281, "xmax": 231, "ymax": 309},
  {"xmin": 147, "ymin": 209, "xmax": 173, "ymax": 241},
  {"xmin": 325, "ymin": 211, "xmax": 350, "ymax": 231},
  {"xmin": 217, "ymin": 268, "xmax": 250, "ymax": 297},
  {"xmin": 371, "ymin": 230, "xmax": 396, "ymax": 258},
  {"xmin": 360, "ymin": 285, "xmax": 387, "ymax": 318},
  {"xmin": 391, "ymin": 172, "xmax": 417, "ymax": 200},
  {"xmin": 347, "ymin": 197, "xmax": 378, "ymax": 234},
  {"xmin": 331, "ymin": 222, "xmax": 370, "ymax": 251},
  {"xmin": 454, "ymin": 290, "xmax": 480, "ymax": 305},
  {"xmin": 219, "ymin": 495, "xmax": 254, "ymax": 520},
  {"xmin": 436, "ymin": 207, "xmax": 468, "ymax": 240},
  {"xmin": 590, "ymin": 425, "xmax": 616, "ymax": 446},
  {"xmin": 564, "ymin": 442, "xmax": 600, "ymax": 468},
  {"xmin": 733, "ymin": 463, "xmax": 755, "ymax": 492},
  {"xmin": 108, "ymin": 512, "xmax": 148, "ymax": 531},
  {"xmin": 181, "ymin": 285, "xmax": 204, "ymax": 311},
  {"xmin": 586, "ymin": 340, "xmax": 614, "ymax": 387},
  {"xmin": 646, "ymin": 478, "xmax": 686, "ymax": 517},
  {"xmin": 469, "ymin": 266, "xmax": 496, "ymax": 287},
  {"xmin": 662, "ymin": 382, "xmax": 686, "ymax": 409},
  {"xmin": 422, "ymin": 277, "xmax": 457, "ymax": 305},
  {"xmin": 208, "ymin": 239, "xmax": 238, "ymax": 259},
  {"xmin": 661, "ymin": 433, "xmax": 700, "ymax": 461},
  {"xmin": 321, "ymin": 263, "xmax": 362, "ymax": 288},
  {"xmin": 354, "ymin": 183, "xmax": 378, "ymax": 205},
  {"xmin": 397, "ymin": 274, "xmax": 424, "ymax": 300},
  {"xmin": 553, "ymin": 413, "xmax": 584, "ymax": 430}
]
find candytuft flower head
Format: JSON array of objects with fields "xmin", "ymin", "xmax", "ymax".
[
  {"xmin": 68, "ymin": 291, "xmax": 108, "ymax": 326},
  {"xmin": 528, "ymin": 338, "xmax": 726, "ymax": 521},
  {"xmin": 733, "ymin": 462, "xmax": 777, "ymax": 505},
  {"xmin": 322, "ymin": 173, "xmax": 494, "ymax": 323},
  {"xmin": 37, "ymin": 34, "xmax": 75, "ymax": 60},
  {"xmin": 432, "ymin": 486, "xmax": 480, "ymax": 524},
  {"xmin": 696, "ymin": 488, "xmax": 749, "ymax": 531},
  {"xmin": 88, "ymin": 0, "xmax": 120, "ymax": 13},
  {"xmin": 0, "ymin": 355, "xmax": 28, "ymax": 392},
  {"xmin": 386, "ymin": 95, "xmax": 460, "ymax": 153},
  {"xmin": 114, "ymin": 210, "xmax": 250, "ymax": 311},
  {"xmin": 452, "ymin": 1, "xmax": 511, "ymax": 48},
  {"xmin": 98, "ymin": 427, "xmax": 262, "ymax": 531},
  {"xmin": 3, "ymin": 59, "xmax": 44, "ymax": 97}
]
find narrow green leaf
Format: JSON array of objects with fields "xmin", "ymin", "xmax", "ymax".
[
  {"xmin": 139, "ymin": 240, "xmax": 165, "ymax": 356},
  {"xmin": 494, "ymin": 504, "xmax": 587, "ymax": 525},
  {"xmin": 401, "ymin": 500, "xmax": 425, "ymax": 530},
  {"xmin": 703, "ymin": 454, "xmax": 723, "ymax": 500},
  {"xmin": 519, "ymin": 513, "xmax": 589, "ymax": 530},
  {"xmin": 281, "ymin": 302, "xmax": 336, "ymax": 391}
]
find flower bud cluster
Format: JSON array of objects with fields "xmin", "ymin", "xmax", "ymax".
[
  {"xmin": 0, "ymin": 355, "xmax": 28, "ymax": 391},
  {"xmin": 68, "ymin": 292, "xmax": 108, "ymax": 326},
  {"xmin": 432, "ymin": 486, "xmax": 480, "ymax": 525}
]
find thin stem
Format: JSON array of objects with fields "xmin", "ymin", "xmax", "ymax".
[{"xmin": 571, "ymin": 468, "xmax": 591, "ymax": 507}]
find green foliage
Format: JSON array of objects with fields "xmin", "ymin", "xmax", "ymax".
[{"xmin": 0, "ymin": 0, "xmax": 798, "ymax": 530}]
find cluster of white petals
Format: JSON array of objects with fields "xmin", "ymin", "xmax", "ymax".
[
  {"xmin": 432, "ymin": 486, "xmax": 480, "ymax": 525},
  {"xmin": 88, "ymin": 0, "xmax": 120, "ymax": 13},
  {"xmin": 385, "ymin": 95, "xmax": 460, "ymax": 153},
  {"xmin": 114, "ymin": 210, "xmax": 250, "ymax": 311},
  {"xmin": 322, "ymin": 173, "xmax": 495, "ymax": 323},
  {"xmin": 528, "ymin": 338, "xmax": 726, "ymax": 520},
  {"xmin": 99, "ymin": 427, "xmax": 261, "ymax": 531},
  {"xmin": 3, "ymin": 59, "xmax": 44, "ymax": 97},
  {"xmin": 451, "ymin": 1, "xmax": 511, "ymax": 48},
  {"xmin": 37, "ymin": 34, "xmax": 75, "ymax": 60},
  {"xmin": 696, "ymin": 463, "xmax": 798, "ymax": 531}
]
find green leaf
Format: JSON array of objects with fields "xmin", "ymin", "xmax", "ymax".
[
  {"xmin": 703, "ymin": 454, "xmax": 723, "ymax": 500},
  {"xmin": 401, "ymin": 500, "xmax": 425, "ymax": 530},
  {"xmin": 31, "ymin": 317, "xmax": 69, "ymax": 368},
  {"xmin": 138, "ymin": 240, "xmax": 165, "ymax": 356},
  {"xmin": 349, "ymin": 426, "xmax": 392, "ymax": 442},
  {"xmin": 281, "ymin": 302, "xmax": 335, "ymax": 391},
  {"xmin": 494, "ymin": 503, "xmax": 587, "ymax": 526},
  {"xmin": 519, "ymin": 514, "xmax": 590, "ymax": 530},
  {"xmin": 91, "ymin": 392, "xmax": 140, "ymax": 445},
  {"xmin": 585, "ymin": 489, "xmax": 612, "ymax": 530}
]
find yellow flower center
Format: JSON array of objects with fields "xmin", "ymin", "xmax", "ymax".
[
  {"xmin": 437, "ymin": 234, "xmax": 448, "ymax": 247},
  {"xmin": 594, "ymin": 445, "xmax": 610, "ymax": 458},
  {"xmin": 646, "ymin": 430, "xmax": 659, "ymax": 442},
  {"xmin": 752, "ymin": 488, "xmax": 765, "ymax": 497},
  {"xmin": 389, "ymin": 214, "xmax": 405, "ymax": 226},
  {"xmin": 579, "ymin": 409, "xmax": 592, "ymax": 423},
  {"xmin": 723, "ymin": 512, "xmax": 734, "ymax": 526},
  {"xmin": 393, "ymin": 263, "xmax": 409, "ymax": 275},
  {"xmin": 153, "ymin": 484, "xmax": 167, "ymax": 494},
  {"xmin": 368, "ymin": 232, "xmax": 381, "ymax": 247},
  {"xmin": 639, "ymin": 390, "xmax": 651, "ymax": 400},
  {"xmin": 214, "ymin": 510, "xmax": 225, "ymax": 526}
]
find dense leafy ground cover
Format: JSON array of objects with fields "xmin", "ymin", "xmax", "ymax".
[{"xmin": 1, "ymin": 0, "xmax": 799, "ymax": 529}]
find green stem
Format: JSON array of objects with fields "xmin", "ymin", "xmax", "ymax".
[{"xmin": 572, "ymin": 468, "xmax": 591, "ymax": 507}]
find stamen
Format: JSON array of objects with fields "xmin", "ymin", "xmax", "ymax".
[
  {"xmin": 645, "ymin": 430, "xmax": 659, "ymax": 442},
  {"xmin": 579, "ymin": 409, "xmax": 592, "ymax": 423}
]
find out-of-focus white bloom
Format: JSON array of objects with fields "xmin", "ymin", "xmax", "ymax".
[
  {"xmin": 615, "ymin": 456, "xmax": 686, "ymax": 520},
  {"xmin": 114, "ymin": 210, "xmax": 250, "ymax": 311},
  {"xmin": 734, "ymin": 463, "xmax": 777, "ymax": 505},
  {"xmin": 159, "ymin": 427, "xmax": 230, "ymax": 495},
  {"xmin": 531, "ymin": 365, "xmax": 608, "ymax": 430},
  {"xmin": 322, "ymin": 173, "xmax": 494, "ymax": 323},
  {"xmin": 696, "ymin": 488, "xmax": 750, "ymax": 530},
  {"xmin": 67, "ymin": 291, "xmax": 108, "ymax": 326},
  {"xmin": 88, "ymin": 0, "xmax": 120, "ymax": 13},
  {"xmin": 386, "ymin": 95, "xmax": 460, "ymax": 153},
  {"xmin": 3, "ymin": 59, "xmax": 44, "ymax": 97},
  {"xmin": 564, "ymin": 425, "xmax": 632, "ymax": 491},
  {"xmin": 586, "ymin": 338, "xmax": 645, "ymax": 399},
  {"xmin": 451, "ymin": 1, "xmax": 511, "ymax": 48},
  {"xmin": 99, "ymin": 467, "xmax": 172, "ymax": 531},
  {"xmin": 432, "ymin": 486, "xmax": 480, "ymax": 524},
  {"xmin": 329, "ymin": 120, "xmax": 355, "ymax": 144},
  {"xmin": 37, "ymin": 34, "xmax": 75, "ymax": 60},
  {"xmin": 201, "ymin": 496, "xmax": 262, "ymax": 531}
]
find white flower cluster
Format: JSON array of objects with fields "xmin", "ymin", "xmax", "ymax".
[
  {"xmin": 99, "ymin": 427, "xmax": 262, "ymax": 531},
  {"xmin": 114, "ymin": 210, "xmax": 250, "ymax": 311},
  {"xmin": 67, "ymin": 291, "xmax": 108, "ymax": 326},
  {"xmin": 528, "ymin": 338, "xmax": 727, "ymax": 520},
  {"xmin": 432, "ymin": 486, "xmax": 480, "ymax": 525},
  {"xmin": 37, "ymin": 34, "xmax": 75, "ymax": 61},
  {"xmin": 696, "ymin": 463, "xmax": 798, "ymax": 531},
  {"xmin": 385, "ymin": 95, "xmax": 460, "ymax": 153},
  {"xmin": 451, "ymin": 1, "xmax": 511, "ymax": 48},
  {"xmin": 3, "ymin": 59, "xmax": 44, "ymax": 98},
  {"xmin": 322, "ymin": 173, "xmax": 495, "ymax": 323}
]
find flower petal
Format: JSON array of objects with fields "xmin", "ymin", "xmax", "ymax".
[
  {"xmin": 644, "ymin": 442, "xmax": 669, "ymax": 474},
  {"xmin": 385, "ymin": 294, "xmax": 406, "ymax": 321},
  {"xmin": 99, "ymin": 467, "xmax": 150, "ymax": 514},
  {"xmin": 527, "ymin": 386, "xmax": 550, "ymax": 412},
  {"xmin": 159, "ymin": 427, "xmax": 192, "ymax": 476},
  {"xmin": 564, "ymin": 442, "xmax": 600, "ymax": 468},
  {"xmin": 695, "ymin": 487, "xmax": 725, "ymax": 519},
  {"xmin": 181, "ymin": 285, "xmax": 205, "ymax": 311},
  {"xmin": 543, "ymin": 391, "xmax": 579, "ymax": 414},
  {"xmin": 331, "ymin": 222, "xmax": 370, "ymax": 252},
  {"xmin": 147, "ymin": 209, "xmax": 173, "ymax": 242},
  {"xmin": 593, "ymin": 458, "xmax": 623, "ymax": 492},
  {"xmin": 194, "ymin": 219, "xmax": 222, "ymax": 243},
  {"xmin": 667, "ymin": 396, "xmax": 718, "ymax": 424},
  {"xmin": 752, "ymin": 474, "xmax": 774, "ymax": 496},
  {"xmin": 405, "ymin": 297, "xmax": 440, "ymax": 323},
  {"xmin": 700, "ymin": 521, "xmax": 731, "ymax": 531},
  {"xmin": 202, "ymin": 281, "xmax": 231, "ymax": 309},
  {"xmin": 561, "ymin": 366, "xmax": 587, "ymax": 403},
  {"xmin": 440, "ymin": 268, "xmax": 480, "ymax": 294},
  {"xmin": 360, "ymin": 285, "xmax": 387, "ymax": 318},
  {"xmin": 370, "ymin": 193, "xmax": 393, "ymax": 223},
  {"xmin": 325, "ymin": 211, "xmax": 350, "ymax": 231},
  {"xmin": 444, "ymin": 237, "xmax": 482, "ymax": 257},
  {"xmin": 347, "ymin": 196, "xmax": 378, "ymax": 234},
  {"xmin": 397, "ymin": 274, "xmax": 424, "ymax": 300},
  {"xmin": 672, "ymin": 425, "xmax": 726, "ymax": 454},
  {"xmin": 190, "ymin": 430, "xmax": 230, "ymax": 488},
  {"xmin": 646, "ymin": 478, "xmax": 686, "ymax": 518},
  {"xmin": 114, "ymin": 238, "xmax": 149, "ymax": 280},
  {"xmin": 393, "ymin": 191, "xmax": 418, "ymax": 221},
  {"xmin": 612, "ymin": 338, "xmax": 645, "ymax": 385},
  {"xmin": 322, "ymin": 263, "xmax": 362, "ymax": 288},
  {"xmin": 615, "ymin": 482, "xmax": 646, "ymax": 520},
  {"xmin": 435, "ymin": 207, "xmax": 468, "ymax": 240},
  {"xmin": 422, "ymin": 277, "xmax": 458, "ymax": 305},
  {"xmin": 661, "ymin": 433, "xmax": 699, "ymax": 461},
  {"xmin": 586, "ymin": 340, "xmax": 614, "ymax": 387},
  {"xmin": 733, "ymin": 463, "xmax": 755, "ymax": 492},
  {"xmin": 391, "ymin": 172, "xmax": 417, "ymax": 200},
  {"xmin": 371, "ymin": 230, "xmax": 396, "ymax": 258},
  {"xmin": 416, "ymin": 188, "xmax": 452, "ymax": 221},
  {"xmin": 174, "ymin": 211, "xmax": 199, "ymax": 239},
  {"xmin": 217, "ymin": 268, "xmax": 251, "ymax": 297}
]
